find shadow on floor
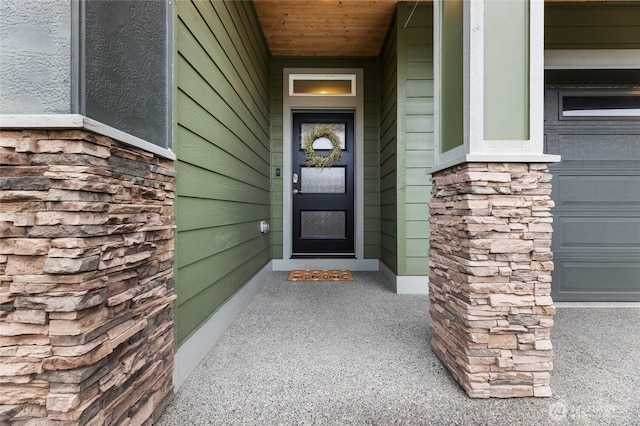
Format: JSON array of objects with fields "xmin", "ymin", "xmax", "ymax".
[{"xmin": 158, "ymin": 272, "xmax": 640, "ymax": 425}]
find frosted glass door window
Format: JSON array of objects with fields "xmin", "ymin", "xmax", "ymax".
[
  {"xmin": 301, "ymin": 211, "xmax": 346, "ymax": 238},
  {"xmin": 301, "ymin": 167, "xmax": 346, "ymax": 193}
]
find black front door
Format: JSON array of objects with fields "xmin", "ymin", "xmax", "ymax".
[{"xmin": 292, "ymin": 112, "xmax": 355, "ymax": 257}]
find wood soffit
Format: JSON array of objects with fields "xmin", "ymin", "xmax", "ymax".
[
  {"xmin": 253, "ymin": 0, "xmax": 400, "ymax": 57},
  {"xmin": 252, "ymin": 0, "xmax": 636, "ymax": 58}
]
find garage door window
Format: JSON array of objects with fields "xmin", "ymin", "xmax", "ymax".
[{"xmin": 561, "ymin": 92, "xmax": 640, "ymax": 119}]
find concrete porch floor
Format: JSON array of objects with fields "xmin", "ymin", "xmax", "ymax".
[{"xmin": 158, "ymin": 272, "xmax": 640, "ymax": 425}]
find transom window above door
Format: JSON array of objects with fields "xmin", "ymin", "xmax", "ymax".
[{"xmin": 289, "ymin": 74, "xmax": 356, "ymax": 96}]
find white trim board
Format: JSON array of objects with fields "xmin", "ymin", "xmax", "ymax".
[
  {"xmin": 433, "ymin": 1, "xmax": 553, "ymax": 170},
  {"xmin": 554, "ymin": 302, "xmax": 640, "ymax": 308},
  {"xmin": 281, "ymin": 68, "xmax": 365, "ymax": 262},
  {"xmin": 0, "ymin": 114, "xmax": 176, "ymax": 160},
  {"xmin": 466, "ymin": 0, "xmax": 546, "ymax": 159},
  {"xmin": 545, "ymin": 49, "xmax": 640, "ymax": 70},
  {"xmin": 379, "ymin": 262, "xmax": 428, "ymax": 295},
  {"xmin": 272, "ymin": 258, "xmax": 378, "ymax": 272},
  {"xmin": 430, "ymin": 153, "xmax": 561, "ymax": 174},
  {"xmin": 172, "ymin": 261, "xmax": 272, "ymax": 390},
  {"xmin": 396, "ymin": 276, "xmax": 428, "ymax": 295}
]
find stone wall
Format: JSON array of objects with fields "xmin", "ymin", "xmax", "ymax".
[
  {"xmin": 0, "ymin": 129, "xmax": 175, "ymax": 424},
  {"xmin": 429, "ymin": 162, "xmax": 555, "ymax": 398}
]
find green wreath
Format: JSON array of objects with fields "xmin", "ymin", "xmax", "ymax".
[{"xmin": 303, "ymin": 124, "xmax": 342, "ymax": 168}]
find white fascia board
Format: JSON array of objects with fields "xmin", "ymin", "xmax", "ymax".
[{"xmin": 545, "ymin": 49, "xmax": 640, "ymax": 70}]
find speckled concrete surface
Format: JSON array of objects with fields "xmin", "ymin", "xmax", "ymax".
[{"xmin": 157, "ymin": 272, "xmax": 640, "ymax": 425}]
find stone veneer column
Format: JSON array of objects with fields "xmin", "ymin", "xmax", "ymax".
[
  {"xmin": 429, "ymin": 162, "xmax": 555, "ymax": 398},
  {"xmin": 0, "ymin": 129, "xmax": 176, "ymax": 423}
]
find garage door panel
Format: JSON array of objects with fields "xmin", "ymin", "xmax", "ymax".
[
  {"xmin": 556, "ymin": 217, "xmax": 640, "ymax": 247},
  {"xmin": 555, "ymin": 175, "xmax": 640, "ymax": 205},
  {"xmin": 546, "ymin": 86, "xmax": 640, "ymax": 301},
  {"xmin": 558, "ymin": 134, "xmax": 640, "ymax": 161},
  {"xmin": 554, "ymin": 260, "xmax": 640, "ymax": 300}
]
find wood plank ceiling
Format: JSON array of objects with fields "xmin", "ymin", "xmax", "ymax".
[
  {"xmin": 253, "ymin": 0, "xmax": 400, "ymax": 56},
  {"xmin": 253, "ymin": 0, "xmax": 625, "ymax": 57}
]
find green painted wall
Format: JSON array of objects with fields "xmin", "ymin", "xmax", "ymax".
[
  {"xmin": 546, "ymin": 3, "xmax": 640, "ymax": 49},
  {"xmin": 379, "ymin": 10, "xmax": 398, "ymax": 273},
  {"xmin": 439, "ymin": 0, "xmax": 464, "ymax": 153},
  {"xmin": 175, "ymin": 0, "xmax": 271, "ymax": 347},
  {"xmin": 397, "ymin": 3, "xmax": 434, "ymax": 276},
  {"xmin": 165, "ymin": 0, "xmax": 640, "ymax": 348},
  {"xmin": 380, "ymin": 3, "xmax": 434, "ymax": 276},
  {"xmin": 270, "ymin": 57, "xmax": 380, "ymax": 260},
  {"xmin": 484, "ymin": 0, "xmax": 529, "ymax": 141}
]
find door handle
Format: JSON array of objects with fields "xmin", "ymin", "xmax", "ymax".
[{"xmin": 293, "ymin": 189, "xmax": 302, "ymax": 195}]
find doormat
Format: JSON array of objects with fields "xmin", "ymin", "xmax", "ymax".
[{"xmin": 287, "ymin": 269, "xmax": 353, "ymax": 282}]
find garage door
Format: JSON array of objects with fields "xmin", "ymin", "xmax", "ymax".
[{"xmin": 544, "ymin": 87, "xmax": 640, "ymax": 301}]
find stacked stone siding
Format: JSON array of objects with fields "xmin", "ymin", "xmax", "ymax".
[
  {"xmin": 0, "ymin": 130, "xmax": 175, "ymax": 424},
  {"xmin": 429, "ymin": 163, "xmax": 555, "ymax": 398}
]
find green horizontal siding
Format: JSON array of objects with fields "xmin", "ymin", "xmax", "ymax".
[
  {"xmin": 270, "ymin": 57, "xmax": 380, "ymax": 260},
  {"xmin": 363, "ymin": 60, "xmax": 381, "ymax": 261},
  {"xmin": 269, "ymin": 65, "xmax": 284, "ymax": 259},
  {"xmin": 380, "ymin": 9, "xmax": 398, "ymax": 273},
  {"xmin": 397, "ymin": 2, "xmax": 434, "ymax": 276},
  {"xmin": 546, "ymin": 3, "xmax": 640, "ymax": 49},
  {"xmin": 175, "ymin": 0, "xmax": 270, "ymax": 348}
]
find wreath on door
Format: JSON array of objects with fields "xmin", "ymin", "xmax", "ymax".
[{"xmin": 303, "ymin": 124, "xmax": 342, "ymax": 168}]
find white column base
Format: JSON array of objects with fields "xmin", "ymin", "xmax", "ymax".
[{"xmin": 379, "ymin": 261, "xmax": 428, "ymax": 295}]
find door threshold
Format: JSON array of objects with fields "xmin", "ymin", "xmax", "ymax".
[{"xmin": 273, "ymin": 258, "xmax": 379, "ymax": 271}]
